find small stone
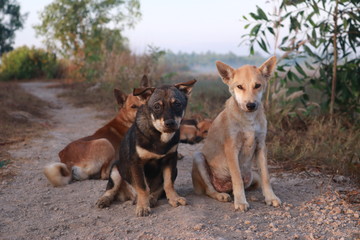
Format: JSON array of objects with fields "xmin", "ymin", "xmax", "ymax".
[
  {"xmin": 354, "ymin": 213, "xmax": 359, "ymax": 218},
  {"xmin": 193, "ymin": 223, "xmax": 205, "ymax": 231},
  {"xmin": 245, "ymin": 220, "xmax": 251, "ymax": 225},
  {"xmin": 293, "ymin": 234, "xmax": 300, "ymax": 239}
]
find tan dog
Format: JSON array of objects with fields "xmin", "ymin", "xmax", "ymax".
[
  {"xmin": 192, "ymin": 57, "xmax": 281, "ymax": 211},
  {"xmin": 44, "ymin": 76, "xmax": 149, "ymax": 187},
  {"xmin": 196, "ymin": 119, "xmax": 212, "ymax": 139}
]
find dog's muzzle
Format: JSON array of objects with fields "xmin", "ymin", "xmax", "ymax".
[
  {"xmin": 246, "ymin": 102, "xmax": 258, "ymax": 112},
  {"xmin": 164, "ymin": 119, "xmax": 179, "ymax": 132}
]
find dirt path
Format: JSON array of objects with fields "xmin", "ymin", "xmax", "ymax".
[{"xmin": 0, "ymin": 82, "xmax": 359, "ymax": 240}]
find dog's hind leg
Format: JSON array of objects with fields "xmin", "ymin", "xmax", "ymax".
[
  {"xmin": 192, "ymin": 152, "xmax": 231, "ymax": 202},
  {"xmin": 96, "ymin": 165, "xmax": 122, "ymax": 208}
]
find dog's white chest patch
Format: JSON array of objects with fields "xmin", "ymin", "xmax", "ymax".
[
  {"xmin": 161, "ymin": 132, "xmax": 175, "ymax": 143},
  {"xmin": 136, "ymin": 146, "xmax": 166, "ymax": 160}
]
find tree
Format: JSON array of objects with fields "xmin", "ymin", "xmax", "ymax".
[
  {"xmin": 241, "ymin": 0, "xmax": 360, "ymax": 116},
  {"xmin": 34, "ymin": 0, "xmax": 141, "ymax": 62},
  {"xmin": 0, "ymin": 0, "xmax": 27, "ymax": 56}
]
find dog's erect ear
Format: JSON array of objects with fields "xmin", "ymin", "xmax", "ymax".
[
  {"xmin": 258, "ymin": 56, "xmax": 277, "ymax": 79},
  {"xmin": 216, "ymin": 61, "xmax": 235, "ymax": 84},
  {"xmin": 174, "ymin": 79, "xmax": 197, "ymax": 96},
  {"xmin": 140, "ymin": 75, "xmax": 150, "ymax": 87},
  {"xmin": 133, "ymin": 87, "xmax": 155, "ymax": 102},
  {"xmin": 114, "ymin": 88, "xmax": 127, "ymax": 108}
]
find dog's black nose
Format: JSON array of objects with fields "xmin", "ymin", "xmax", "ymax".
[
  {"xmin": 164, "ymin": 119, "xmax": 177, "ymax": 129},
  {"xmin": 246, "ymin": 102, "xmax": 257, "ymax": 111}
]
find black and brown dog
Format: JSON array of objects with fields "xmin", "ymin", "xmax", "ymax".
[{"xmin": 96, "ymin": 79, "xmax": 196, "ymax": 216}]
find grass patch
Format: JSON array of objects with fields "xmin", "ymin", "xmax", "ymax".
[{"xmin": 267, "ymin": 116, "xmax": 360, "ymax": 183}]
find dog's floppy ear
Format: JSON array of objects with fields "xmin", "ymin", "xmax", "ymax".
[
  {"xmin": 216, "ymin": 61, "xmax": 235, "ymax": 84},
  {"xmin": 140, "ymin": 75, "xmax": 150, "ymax": 87},
  {"xmin": 114, "ymin": 88, "xmax": 127, "ymax": 108},
  {"xmin": 258, "ymin": 56, "xmax": 277, "ymax": 79},
  {"xmin": 174, "ymin": 79, "xmax": 197, "ymax": 96},
  {"xmin": 133, "ymin": 87, "xmax": 155, "ymax": 102}
]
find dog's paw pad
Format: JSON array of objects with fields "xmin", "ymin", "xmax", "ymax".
[
  {"xmin": 136, "ymin": 206, "xmax": 151, "ymax": 217},
  {"xmin": 216, "ymin": 193, "xmax": 231, "ymax": 202},
  {"xmin": 169, "ymin": 197, "xmax": 187, "ymax": 207},
  {"xmin": 96, "ymin": 196, "xmax": 112, "ymax": 208},
  {"xmin": 265, "ymin": 197, "xmax": 281, "ymax": 207},
  {"xmin": 234, "ymin": 202, "xmax": 250, "ymax": 212}
]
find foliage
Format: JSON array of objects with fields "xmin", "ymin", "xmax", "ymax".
[
  {"xmin": 0, "ymin": 0, "xmax": 27, "ymax": 56},
  {"xmin": 34, "ymin": 0, "xmax": 141, "ymax": 80},
  {"xmin": 241, "ymin": 0, "xmax": 360, "ymax": 117},
  {"xmin": 267, "ymin": 116, "xmax": 360, "ymax": 183},
  {"xmin": 0, "ymin": 46, "xmax": 60, "ymax": 80}
]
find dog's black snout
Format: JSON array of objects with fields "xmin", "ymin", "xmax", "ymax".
[
  {"xmin": 246, "ymin": 102, "xmax": 257, "ymax": 111},
  {"xmin": 164, "ymin": 119, "xmax": 177, "ymax": 129}
]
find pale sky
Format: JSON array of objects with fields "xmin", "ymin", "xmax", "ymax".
[{"xmin": 14, "ymin": 0, "xmax": 269, "ymax": 55}]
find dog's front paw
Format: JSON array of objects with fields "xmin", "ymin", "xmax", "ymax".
[
  {"xmin": 96, "ymin": 196, "xmax": 112, "ymax": 208},
  {"xmin": 149, "ymin": 196, "xmax": 158, "ymax": 208},
  {"xmin": 136, "ymin": 205, "xmax": 151, "ymax": 217},
  {"xmin": 215, "ymin": 192, "xmax": 231, "ymax": 202},
  {"xmin": 168, "ymin": 196, "xmax": 187, "ymax": 207},
  {"xmin": 265, "ymin": 195, "xmax": 281, "ymax": 207},
  {"xmin": 234, "ymin": 201, "xmax": 249, "ymax": 212}
]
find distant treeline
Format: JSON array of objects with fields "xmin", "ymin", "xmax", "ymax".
[{"xmin": 162, "ymin": 51, "xmax": 266, "ymax": 73}]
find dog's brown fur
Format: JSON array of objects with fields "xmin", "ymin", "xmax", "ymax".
[
  {"xmin": 196, "ymin": 119, "xmax": 212, "ymax": 139},
  {"xmin": 192, "ymin": 57, "xmax": 281, "ymax": 211},
  {"xmin": 44, "ymin": 77, "xmax": 149, "ymax": 187},
  {"xmin": 179, "ymin": 118, "xmax": 212, "ymax": 144}
]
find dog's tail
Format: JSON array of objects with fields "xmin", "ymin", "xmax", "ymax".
[{"xmin": 43, "ymin": 163, "xmax": 72, "ymax": 187}]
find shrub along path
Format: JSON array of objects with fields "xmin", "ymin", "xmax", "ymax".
[{"xmin": 0, "ymin": 82, "xmax": 359, "ymax": 239}]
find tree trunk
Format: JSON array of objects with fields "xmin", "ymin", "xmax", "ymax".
[{"xmin": 330, "ymin": 0, "xmax": 339, "ymax": 117}]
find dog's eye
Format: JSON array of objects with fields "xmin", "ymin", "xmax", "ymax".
[
  {"xmin": 254, "ymin": 83, "xmax": 261, "ymax": 89},
  {"xmin": 237, "ymin": 85, "xmax": 244, "ymax": 90},
  {"xmin": 173, "ymin": 101, "xmax": 182, "ymax": 109},
  {"xmin": 131, "ymin": 104, "xmax": 138, "ymax": 109},
  {"xmin": 153, "ymin": 103, "xmax": 162, "ymax": 111}
]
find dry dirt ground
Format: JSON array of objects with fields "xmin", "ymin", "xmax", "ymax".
[{"xmin": 1, "ymin": 82, "xmax": 359, "ymax": 240}]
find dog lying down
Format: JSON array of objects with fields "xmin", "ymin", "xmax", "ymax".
[
  {"xmin": 43, "ymin": 76, "xmax": 149, "ymax": 187},
  {"xmin": 96, "ymin": 79, "xmax": 197, "ymax": 216}
]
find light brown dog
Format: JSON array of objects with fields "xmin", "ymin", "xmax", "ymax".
[
  {"xmin": 196, "ymin": 119, "xmax": 212, "ymax": 139},
  {"xmin": 192, "ymin": 56, "xmax": 281, "ymax": 211},
  {"xmin": 179, "ymin": 118, "xmax": 212, "ymax": 144},
  {"xmin": 43, "ymin": 76, "xmax": 149, "ymax": 187}
]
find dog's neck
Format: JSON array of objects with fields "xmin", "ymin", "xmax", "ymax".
[{"xmin": 111, "ymin": 108, "xmax": 134, "ymax": 130}]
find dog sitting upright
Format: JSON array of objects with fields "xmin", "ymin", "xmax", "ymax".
[
  {"xmin": 192, "ymin": 56, "xmax": 281, "ymax": 211},
  {"xmin": 96, "ymin": 79, "xmax": 196, "ymax": 216}
]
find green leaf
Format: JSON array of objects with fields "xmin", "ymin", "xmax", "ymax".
[
  {"xmin": 250, "ymin": 12, "xmax": 259, "ymax": 20},
  {"xmin": 267, "ymin": 27, "xmax": 275, "ymax": 35},
  {"xmin": 256, "ymin": 6, "xmax": 268, "ymax": 21},
  {"xmin": 295, "ymin": 62, "xmax": 307, "ymax": 77},
  {"xmin": 257, "ymin": 38, "xmax": 269, "ymax": 53},
  {"xmin": 250, "ymin": 24, "xmax": 261, "ymax": 36},
  {"xmin": 250, "ymin": 45, "xmax": 254, "ymax": 55}
]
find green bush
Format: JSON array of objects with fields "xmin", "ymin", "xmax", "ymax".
[{"xmin": 0, "ymin": 46, "xmax": 60, "ymax": 80}]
